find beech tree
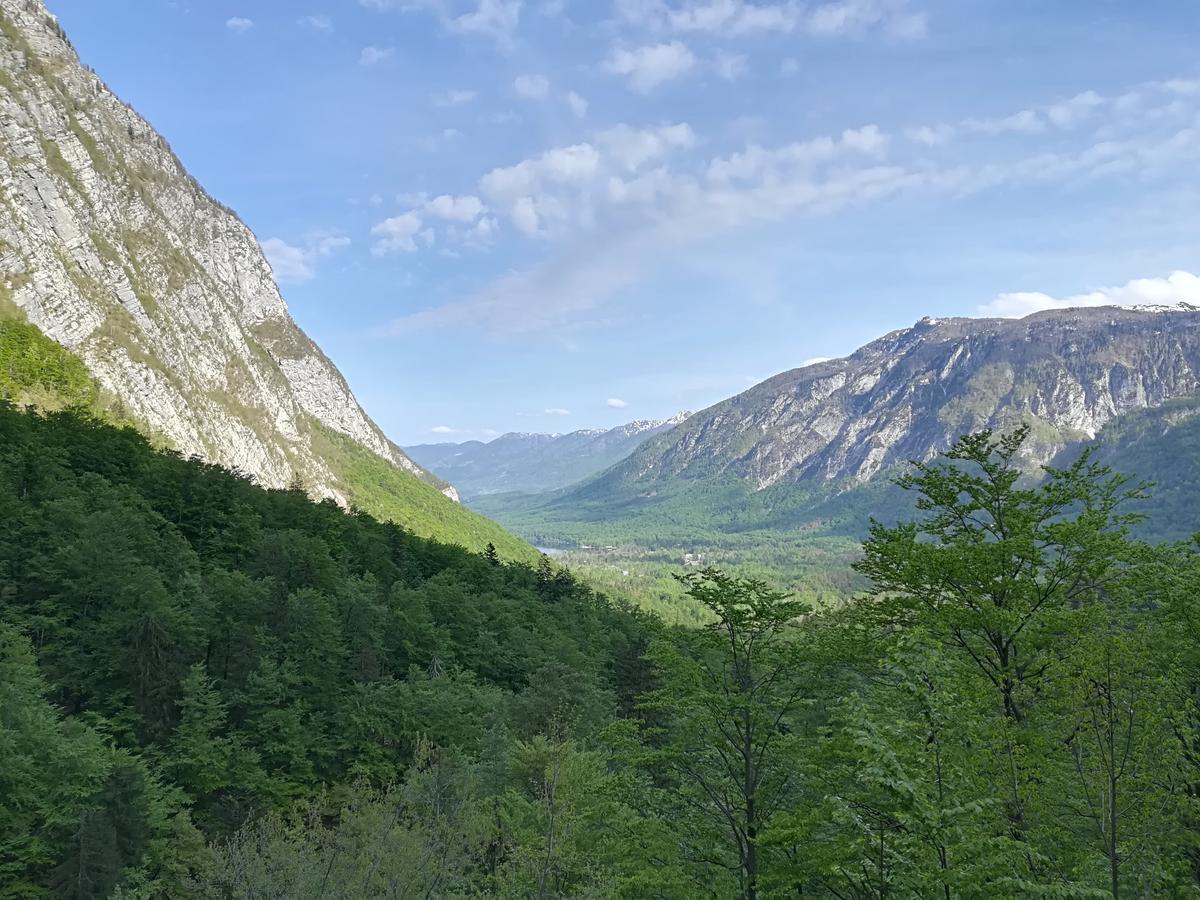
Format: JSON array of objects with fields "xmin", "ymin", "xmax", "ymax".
[{"xmin": 645, "ymin": 569, "xmax": 811, "ymax": 899}]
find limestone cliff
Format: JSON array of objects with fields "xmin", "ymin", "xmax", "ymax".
[
  {"xmin": 0, "ymin": 0, "xmax": 460, "ymax": 506},
  {"xmin": 610, "ymin": 304, "xmax": 1200, "ymax": 491}
]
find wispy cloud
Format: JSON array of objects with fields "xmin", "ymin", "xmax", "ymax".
[
  {"xmin": 225, "ymin": 16, "xmax": 254, "ymax": 34},
  {"xmin": 715, "ymin": 50, "xmax": 749, "ymax": 81},
  {"xmin": 978, "ymin": 271, "xmax": 1200, "ymax": 318},
  {"xmin": 607, "ymin": 397, "xmax": 629, "ymax": 408},
  {"xmin": 298, "ymin": 14, "xmax": 333, "ymax": 31},
  {"xmin": 359, "ymin": 45, "xmax": 395, "ymax": 65},
  {"xmin": 514, "ymin": 74, "xmax": 550, "ymax": 99},
  {"xmin": 360, "ymin": 0, "xmax": 522, "ymax": 44},
  {"xmin": 616, "ymin": 0, "xmax": 927, "ymax": 39},
  {"xmin": 371, "ymin": 213, "xmax": 423, "ymax": 254},
  {"xmin": 262, "ymin": 232, "xmax": 350, "ymax": 283},
  {"xmin": 379, "ymin": 77, "xmax": 1200, "ymax": 336},
  {"xmin": 566, "ymin": 90, "xmax": 588, "ymax": 117},
  {"xmin": 604, "ymin": 41, "xmax": 696, "ymax": 93},
  {"xmin": 545, "ymin": 407, "xmax": 572, "ymax": 416},
  {"xmin": 433, "ymin": 88, "xmax": 477, "ymax": 107}
]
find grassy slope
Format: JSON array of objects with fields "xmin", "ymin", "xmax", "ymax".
[
  {"xmin": 310, "ymin": 423, "xmax": 538, "ymax": 563},
  {"xmin": 0, "ymin": 316, "xmax": 536, "ymax": 563}
]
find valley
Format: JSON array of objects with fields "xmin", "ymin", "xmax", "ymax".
[
  {"xmin": 4, "ymin": 0, "xmax": 1200, "ymax": 896},
  {"xmin": 432, "ymin": 305, "xmax": 1200, "ymax": 617}
]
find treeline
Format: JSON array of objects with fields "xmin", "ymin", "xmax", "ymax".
[
  {"xmin": 0, "ymin": 403, "xmax": 659, "ymax": 896},
  {"xmin": 2, "ymin": 407, "xmax": 1199, "ymax": 897}
]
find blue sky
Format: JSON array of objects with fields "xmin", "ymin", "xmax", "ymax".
[{"xmin": 47, "ymin": 0, "xmax": 1200, "ymax": 445}]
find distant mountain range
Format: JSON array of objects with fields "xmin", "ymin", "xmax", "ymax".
[
  {"xmin": 477, "ymin": 304, "xmax": 1200, "ymax": 563},
  {"xmin": 406, "ymin": 412, "xmax": 691, "ymax": 500}
]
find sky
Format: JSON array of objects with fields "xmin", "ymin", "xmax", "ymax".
[{"xmin": 46, "ymin": 0, "xmax": 1200, "ymax": 446}]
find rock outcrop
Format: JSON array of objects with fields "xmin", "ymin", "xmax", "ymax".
[
  {"xmin": 612, "ymin": 304, "xmax": 1200, "ymax": 490},
  {"xmin": 0, "ymin": 0, "xmax": 453, "ymax": 504}
]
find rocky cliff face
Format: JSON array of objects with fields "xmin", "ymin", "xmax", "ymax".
[
  {"xmin": 615, "ymin": 305, "xmax": 1200, "ymax": 490},
  {"xmin": 0, "ymin": 0, "xmax": 453, "ymax": 504},
  {"xmin": 407, "ymin": 412, "xmax": 691, "ymax": 499}
]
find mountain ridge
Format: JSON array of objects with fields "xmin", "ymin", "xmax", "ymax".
[
  {"xmin": 590, "ymin": 305, "xmax": 1200, "ymax": 499},
  {"xmin": 407, "ymin": 411, "xmax": 692, "ymax": 499},
  {"xmin": 0, "ymin": 0, "xmax": 534, "ymax": 558}
]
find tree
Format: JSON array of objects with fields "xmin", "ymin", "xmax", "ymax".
[
  {"xmin": 484, "ymin": 542, "xmax": 500, "ymax": 566},
  {"xmin": 855, "ymin": 428, "xmax": 1144, "ymax": 849},
  {"xmin": 645, "ymin": 569, "xmax": 810, "ymax": 900}
]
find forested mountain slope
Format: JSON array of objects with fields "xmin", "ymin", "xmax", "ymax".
[
  {"xmin": 0, "ymin": 402, "xmax": 660, "ymax": 894},
  {"xmin": 0, "ymin": 0, "xmax": 531, "ymax": 557},
  {"xmin": 407, "ymin": 412, "xmax": 690, "ymax": 499},
  {"xmin": 476, "ymin": 304, "xmax": 1200, "ymax": 602},
  {"xmin": 1054, "ymin": 395, "xmax": 1200, "ymax": 542},
  {"xmin": 5, "ymin": 402, "xmax": 1200, "ymax": 896},
  {"xmin": 494, "ymin": 304, "xmax": 1200, "ymax": 535}
]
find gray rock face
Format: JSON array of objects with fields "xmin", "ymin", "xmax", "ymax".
[
  {"xmin": 618, "ymin": 305, "xmax": 1200, "ymax": 490},
  {"xmin": 407, "ymin": 412, "xmax": 692, "ymax": 499},
  {"xmin": 0, "ymin": 0, "xmax": 449, "ymax": 501}
]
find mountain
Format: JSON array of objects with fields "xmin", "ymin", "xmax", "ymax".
[
  {"xmin": 0, "ymin": 0, "xmax": 531, "ymax": 558},
  {"xmin": 406, "ymin": 412, "xmax": 691, "ymax": 500},
  {"xmin": 589, "ymin": 304, "xmax": 1200, "ymax": 497},
  {"xmin": 1054, "ymin": 394, "xmax": 1200, "ymax": 543},
  {"xmin": 475, "ymin": 304, "xmax": 1200, "ymax": 589}
]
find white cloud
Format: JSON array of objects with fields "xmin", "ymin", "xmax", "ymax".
[
  {"xmin": 977, "ymin": 271, "xmax": 1200, "ymax": 318},
  {"xmin": 361, "ymin": 0, "xmax": 522, "ymax": 43},
  {"xmin": 673, "ymin": 0, "xmax": 800, "ymax": 34},
  {"xmin": 1164, "ymin": 79, "xmax": 1200, "ymax": 97},
  {"xmin": 424, "ymin": 194, "xmax": 487, "ymax": 221},
  {"xmin": 808, "ymin": 0, "xmax": 926, "ymax": 38},
  {"xmin": 606, "ymin": 397, "xmax": 629, "ymax": 408},
  {"xmin": 1046, "ymin": 90, "xmax": 1104, "ymax": 128},
  {"xmin": 714, "ymin": 50, "xmax": 748, "ymax": 81},
  {"xmin": 480, "ymin": 143, "xmax": 603, "ymax": 233},
  {"xmin": 371, "ymin": 212, "xmax": 424, "ymax": 254},
  {"xmin": 359, "ymin": 46, "xmax": 395, "ymax": 65},
  {"xmin": 298, "ymin": 14, "xmax": 332, "ymax": 31},
  {"xmin": 262, "ymin": 239, "xmax": 312, "ymax": 282},
  {"xmin": 604, "ymin": 42, "xmax": 696, "ymax": 93},
  {"xmin": 431, "ymin": 425, "xmax": 458, "ymax": 434},
  {"xmin": 905, "ymin": 123, "xmax": 953, "ymax": 146},
  {"xmin": 801, "ymin": 356, "xmax": 832, "ymax": 367},
  {"xmin": 459, "ymin": 215, "xmax": 500, "ymax": 247},
  {"xmin": 380, "ymin": 75, "xmax": 1200, "ymax": 335},
  {"xmin": 620, "ymin": 0, "xmax": 927, "ymax": 38},
  {"xmin": 511, "ymin": 197, "xmax": 542, "ymax": 235},
  {"xmin": 474, "ymin": 125, "xmax": 696, "ymax": 236},
  {"xmin": 433, "ymin": 88, "xmax": 477, "ymax": 106},
  {"xmin": 452, "ymin": 0, "xmax": 522, "ymax": 42},
  {"xmin": 262, "ymin": 233, "xmax": 350, "ymax": 283},
  {"xmin": 965, "ymin": 108, "xmax": 1044, "ymax": 135},
  {"xmin": 840, "ymin": 124, "xmax": 888, "ymax": 155},
  {"xmin": 566, "ymin": 91, "xmax": 588, "ymax": 118},
  {"xmin": 514, "ymin": 74, "xmax": 550, "ymax": 100},
  {"xmin": 225, "ymin": 17, "xmax": 254, "ymax": 33},
  {"xmin": 545, "ymin": 407, "xmax": 572, "ymax": 416},
  {"xmin": 597, "ymin": 123, "xmax": 695, "ymax": 171}
]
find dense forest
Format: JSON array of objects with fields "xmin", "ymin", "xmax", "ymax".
[{"xmin": 3, "ymin": 404, "xmax": 1200, "ymax": 897}]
